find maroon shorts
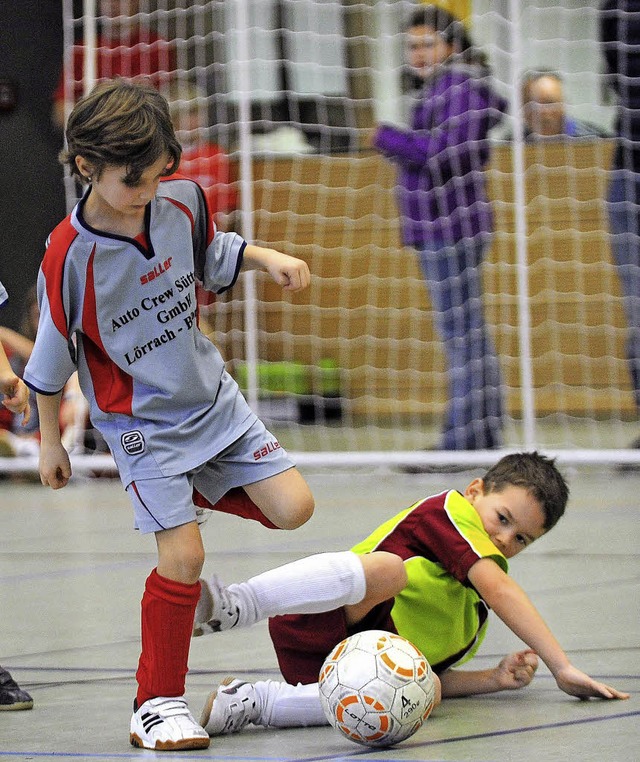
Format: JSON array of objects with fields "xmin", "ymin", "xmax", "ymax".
[{"xmin": 268, "ymin": 599, "xmax": 397, "ymax": 685}]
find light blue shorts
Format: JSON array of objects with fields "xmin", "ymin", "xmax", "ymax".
[{"xmin": 126, "ymin": 419, "xmax": 295, "ymax": 533}]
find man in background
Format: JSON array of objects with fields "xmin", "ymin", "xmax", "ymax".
[{"xmin": 520, "ymin": 70, "xmax": 609, "ymax": 139}]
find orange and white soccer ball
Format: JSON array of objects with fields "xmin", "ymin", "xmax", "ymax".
[{"xmin": 318, "ymin": 630, "xmax": 437, "ymax": 748}]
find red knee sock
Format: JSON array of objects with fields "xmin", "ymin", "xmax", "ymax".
[
  {"xmin": 136, "ymin": 568, "xmax": 201, "ymax": 707},
  {"xmin": 193, "ymin": 486, "xmax": 279, "ymax": 529}
]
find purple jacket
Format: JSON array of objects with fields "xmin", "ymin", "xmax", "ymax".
[{"xmin": 374, "ymin": 63, "xmax": 507, "ymax": 248}]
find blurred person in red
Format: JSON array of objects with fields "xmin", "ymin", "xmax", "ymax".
[
  {"xmin": 168, "ymin": 82, "xmax": 239, "ymax": 234},
  {"xmin": 168, "ymin": 82, "xmax": 240, "ymax": 324},
  {"xmin": 52, "ymin": 0, "xmax": 175, "ymax": 129}
]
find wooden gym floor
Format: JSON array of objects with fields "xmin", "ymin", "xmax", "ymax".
[{"xmin": 0, "ymin": 464, "xmax": 638, "ymax": 761}]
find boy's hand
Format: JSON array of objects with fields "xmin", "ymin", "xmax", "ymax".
[
  {"xmin": 39, "ymin": 441, "xmax": 72, "ymax": 489},
  {"xmin": 242, "ymin": 244, "xmax": 311, "ymax": 292},
  {"xmin": 554, "ymin": 664, "xmax": 630, "ymax": 700},
  {"xmin": 495, "ymin": 649, "xmax": 539, "ymax": 690},
  {"xmin": 265, "ymin": 252, "xmax": 310, "ymax": 292},
  {"xmin": 2, "ymin": 377, "xmax": 31, "ymax": 425}
]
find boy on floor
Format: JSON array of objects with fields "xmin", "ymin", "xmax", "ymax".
[{"xmin": 192, "ymin": 452, "xmax": 629, "ymax": 734}]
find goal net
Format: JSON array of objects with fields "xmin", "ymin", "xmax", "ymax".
[{"xmin": 32, "ymin": 0, "xmax": 640, "ymax": 471}]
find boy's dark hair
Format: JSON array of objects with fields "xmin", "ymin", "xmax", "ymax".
[
  {"xmin": 482, "ymin": 451, "xmax": 569, "ymax": 531},
  {"xmin": 62, "ymin": 78, "xmax": 182, "ymax": 185}
]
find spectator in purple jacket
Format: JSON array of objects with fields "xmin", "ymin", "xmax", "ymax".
[{"xmin": 373, "ymin": 6, "xmax": 507, "ymax": 465}]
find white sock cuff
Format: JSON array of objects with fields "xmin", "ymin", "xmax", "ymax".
[
  {"xmin": 257, "ymin": 680, "xmax": 327, "ymax": 728},
  {"xmin": 248, "ymin": 550, "xmax": 367, "ymax": 619},
  {"xmin": 328, "ymin": 550, "xmax": 367, "ymax": 605}
]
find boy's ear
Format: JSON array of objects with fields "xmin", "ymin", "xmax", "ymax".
[
  {"xmin": 75, "ymin": 155, "xmax": 94, "ymax": 178},
  {"xmin": 464, "ymin": 477, "xmax": 485, "ymax": 503}
]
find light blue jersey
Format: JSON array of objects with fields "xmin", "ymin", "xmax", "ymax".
[{"xmin": 24, "ymin": 177, "xmax": 258, "ymax": 487}]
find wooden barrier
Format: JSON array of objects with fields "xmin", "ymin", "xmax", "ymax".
[{"xmin": 220, "ymin": 141, "xmax": 635, "ymax": 416}]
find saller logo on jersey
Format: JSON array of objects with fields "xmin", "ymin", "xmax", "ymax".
[
  {"xmin": 140, "ymin": 257, "xmax": 173, "ymax": 285},
  {"xmin": 121, "ymin": 430, "xmax": 145, "ymax": 455},
  {"xmin": 253, "ymin": 440, "xmax": 281, "ymax": 460}
]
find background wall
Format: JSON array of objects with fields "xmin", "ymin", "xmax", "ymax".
[{"xmin": 0, "ymin": 1, "xmax": 65, "ymax": 329}]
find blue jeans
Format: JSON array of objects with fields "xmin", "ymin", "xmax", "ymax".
[
  {"xmin": 417, "ymin": 236, "xmax": 503, "ymax": 450},
  {"xmin": 607, "ymin": 170, "xmax": 640, "ymax": 411}
]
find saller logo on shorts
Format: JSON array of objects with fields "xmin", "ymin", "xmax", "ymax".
[
  {"xmin": 253, "ymin": 440, "xmax": 281, "ymax": 460},
  {"xmin": 121, "ymin": 430, "xmax": 145, "ymax": 455}
]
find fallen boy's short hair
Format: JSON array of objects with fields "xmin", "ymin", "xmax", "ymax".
[{"xmin": 482, "ymin": 451, "xmax": 569, "ymax": 531}]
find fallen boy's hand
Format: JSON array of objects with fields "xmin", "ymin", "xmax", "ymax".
[
  {"xmin": 496, "ymin": 649, "xmax": 538, "ymax": 690},
  {"xmin": 554, "ymin": 664, "xmax": 630, "ymax": 700}
]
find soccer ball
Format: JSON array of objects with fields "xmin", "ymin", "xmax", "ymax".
[{"xmin": 318, "ymin": 630, "xmax": 437, "ymax": 748}]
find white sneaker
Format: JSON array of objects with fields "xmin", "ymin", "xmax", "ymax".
[
  {"xmin": 193, "ymin": 575, "xmax": 240, "ymax": 636},
  {"xmin": 200, "ymin": 677, "xmax": 259, "ymax": 735},
  {"xmin": 130, "ymin": 696, "xmax": 210, "ymax": 750}
]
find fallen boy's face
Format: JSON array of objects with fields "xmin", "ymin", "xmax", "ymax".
[{"xmin": 464, "ymin": 479, "xmax": 547, "ymax": 559}]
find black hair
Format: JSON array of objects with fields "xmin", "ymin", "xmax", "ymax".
[
  {"xmin": 405, "ymin": 5, "xmax": 487, "ymax": 68},
  {"xmin": 522, "ymin": 68, "xmax": 564, "ymax": 86},
  {"xmin": 482, "ymin": 451, "xmax": 569, "ymax": 531}
]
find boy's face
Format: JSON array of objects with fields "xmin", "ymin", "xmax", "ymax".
[
  {"xmin": 78, "ymin": 153, "xmax": 171, "ymax": 220},
  {"xmin": 464, "ymin": 479, "xmax": 547, "ymax": 559}
]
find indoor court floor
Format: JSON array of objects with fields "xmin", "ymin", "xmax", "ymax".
[{"xmin": 0, "ymin": 463, "xmax": 638, "ymax": 761}]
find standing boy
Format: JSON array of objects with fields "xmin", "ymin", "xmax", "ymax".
[
  {"xmin": 192, "ymin": 452, "xmax": 629, "ymax": 734},
  {"xmin": 24, "ymin": 79, "xmax": 315, "ymax": 751}
]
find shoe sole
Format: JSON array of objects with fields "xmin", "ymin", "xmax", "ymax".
[
  {"xmin": 129, "ymin": 732, "xmax": 210, "ymax": 750},
  {"xmin": 0, "ymin": 700, "xmax": 34, "ymax": 711}
]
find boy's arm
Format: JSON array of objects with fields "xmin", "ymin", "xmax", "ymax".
[
  {"xmin": 440, "ymin": 650, "xmax": 539, "ymax": 698},
  {"xmin": 37, "ymin": 391, "xmax": 71, "ymax": 489},
  {"xmin": 242, "ymin": 244, "xmax": 310, "ymax": 292},
  {"xmin": 468, "ymin": 558, "xmax": 629, "ymax": 700},
  {"xmin": 0, "ymin": 345, "xmax": 30, "ymax": 424}
]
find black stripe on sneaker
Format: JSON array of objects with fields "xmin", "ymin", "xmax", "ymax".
[{"xmin": 142, "ymin": 712, "xmax": 164, "ymax": 731}]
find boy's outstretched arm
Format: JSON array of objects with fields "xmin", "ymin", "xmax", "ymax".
[
  {"xmin": 242, "ymin": 244, "xmax": 310, "ymax": 292},
  {"xmin": 468, "ymin": 558, "xmax": 630, "ymax": 700},
  {"xmin": 440, "ymin": 649, "xmax": 539, "ymax": 698},
  {"xmin": 37, "ymin": 391, "xmax": 71, "ymax": 489}
]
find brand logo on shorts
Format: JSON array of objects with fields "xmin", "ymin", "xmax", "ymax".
[
  {"xmin": 121, "ymin": 430, "xmax": 145, "ymax": 455},
  {"xmin": 253, "ymin": 440, "xmax": 281, "ymax": 461}
]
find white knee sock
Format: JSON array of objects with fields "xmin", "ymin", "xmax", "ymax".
[
  {"xmin": 254, "ymin": 680, "xmax": 327, "ymax": 728},
  {"xmin": 228, "ymin": 550, "xmax": 365, "ymax": 628}
]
